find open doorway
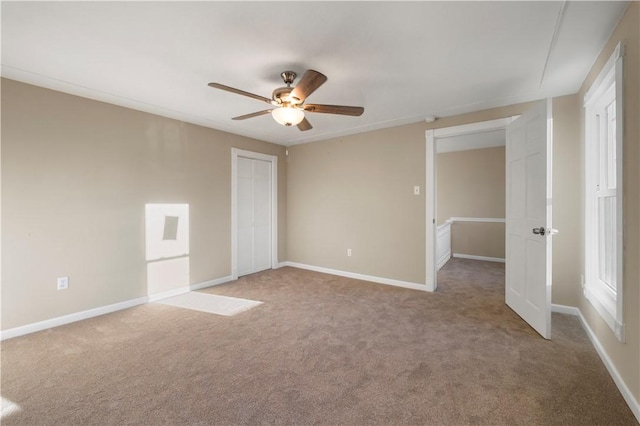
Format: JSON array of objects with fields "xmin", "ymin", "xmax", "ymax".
[
  {"xmin": 436, "ymin": 127, "xmax": 507, "ymax": 264},
  {"xmin": 426, "ymin": 100, "xmax": 554, "ymax": 340},
  {"xmin": 426, "ymin": 118, "xmax": 515, "ymax": 291}
]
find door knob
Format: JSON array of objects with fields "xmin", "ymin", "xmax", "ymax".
[
  {"xmin": 532, "ymin": 227, "xmax": 546, "ymax": 235},
  {"xmin": 532, "ymin": 227, "xmax": 559, "ymax": 236}
]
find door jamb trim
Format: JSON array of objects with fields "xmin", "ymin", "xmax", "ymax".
[{"xmin": 425, "ymin": 117, "xmax": 516, "ymax": 292}]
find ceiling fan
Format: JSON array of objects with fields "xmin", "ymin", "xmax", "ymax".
[{"xmin": 208, "ymin": 70, "xmax": 364, "ymax": 131}]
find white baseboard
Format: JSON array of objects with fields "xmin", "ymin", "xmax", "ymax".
[
  {"xmin": 190, "ymin": 275, "xmax": 234, "ymax": 291},
  {"xmin": 437, "ymin": 253, "xmax": 451, "ymax": 270},
  {"xmin": 147, "ymin": 286, "xmax": 191, "ymax": 303},
  {"xmin": 147, "ymin": 275, "xmax": 234, "ymax": 302},
  {"xmin": 552, "ymin": 303, "xmax": 640, "ymax": 423},
  {"xmin": 0, "ymin": 296, "xmax": 148, "ymax": 341},
  {"xmin": 281, "ymin": 261, "xmax": 427, "ymax": 292},
  {"xmin": 551, "ymin": 303, "xmax": 580, "ymax": 316},
  {"xmin": 453, "ymin": 253, "xmax": 506, "ymax": 263},
  {"xmin": 0, "ymin": 275, "xmax": 235, "ymax": 341}
]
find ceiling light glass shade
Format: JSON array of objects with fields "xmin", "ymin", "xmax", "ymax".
[{"xmin": 271, "ymin": 106, "xmax": 304, "ymax": 126}]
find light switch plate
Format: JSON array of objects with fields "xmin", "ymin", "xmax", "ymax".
[{"xmin": 57, "ymin": 277, "xmax": 69, "ymax": 290}]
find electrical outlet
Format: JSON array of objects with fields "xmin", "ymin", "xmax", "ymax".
[
  {"xmin": 347, "ymin": 249, "xmax": 352, "ymax": 257},
  {"xmin": 57, "ymin": 277, "xmax": 69, "ymax": 290}
]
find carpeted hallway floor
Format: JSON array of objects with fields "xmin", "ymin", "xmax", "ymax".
[{"xmin": 1, "ymin": 258, "xmax": 637, "ymax": 425}]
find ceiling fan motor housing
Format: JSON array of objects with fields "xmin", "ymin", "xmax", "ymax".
[
  {"xmin": 272, "ymin": 86, "xmax": 300, "ymax": 105},
  {"xmin": 272, "ymin": 71, "xmax": 301, "ymax": 105}
]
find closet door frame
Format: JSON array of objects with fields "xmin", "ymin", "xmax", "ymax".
[{"xmin": 231, "ymin": 148, "xmax": 278, "ymax": 280}]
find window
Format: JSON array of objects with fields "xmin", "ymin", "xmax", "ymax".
[{"xmin": 583, "ymin": 42, "xmax": 624, "ymax": 341}]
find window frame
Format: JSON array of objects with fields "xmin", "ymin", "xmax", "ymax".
[{"xmin": 583, "ymin": 42, "xmax": 625, "ymax": 342}]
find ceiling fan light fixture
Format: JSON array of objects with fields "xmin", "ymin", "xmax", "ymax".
[
  {"xmin": 271, "ymin": 106, "xmax": 304, "ymax": 126},
  {"xmin": 208, "ymin": 69, "xmax": 362, "ymax": 132}
]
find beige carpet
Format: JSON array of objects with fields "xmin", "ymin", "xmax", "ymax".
[{"xmin": 1, "ymin": 258, "xmax": 637, "ymax": 425}]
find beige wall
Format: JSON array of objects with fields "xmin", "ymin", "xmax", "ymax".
[
  {"xmin": 437, "ymin": 146, "xmax": 505, "ymax": 259},
  {"xmin": 437, "ymin": 146, "xmax": 505, "ymax": 222},
  {"xmin": 576, "ymin": 2, "xmax": 640, "ymax": 403},
  {"xmin": 287, "ymin": 97, "xmax": 579, "ymax": 289},
  {"xmin": 449, "ymin": 222, "xmax": 505, "ymax": 260},
  {"xmin": 287, "ymin": 123, "xmax": 426, "ymax": 284},
  {"xmin": 551, "ymin": 95, "xmax": 581, "ymax": 307},
  {"xmin": 1, "ymin": 78, "xmax": 287, "ymax": 330},
  {"xmin": 285, "ymin": 98, "xmax": 539, "ymax": 287}
]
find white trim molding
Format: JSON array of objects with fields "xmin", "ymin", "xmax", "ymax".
[
  {"xmin": 552, "ymin": 304, "xmax": 640, "ymax": 423},
  {"xmin": 0, "ymin": 275, "xmax": 234, "ymax": 341},
  {"xmin": 550, "ymin": 303, "xmax": 579, "ymax": 316},
  {"xmin": 148, "ymin": 274, "xmax": 235, "ymax": 302},
  {"xmin": 453, "ymin": 253, "xmax": 505, "ymax": 263},
  {"xmin": 0, "ymin": 297, "xmax": 148, "ymax": 341},
  {"xmin": 147, "ymin": 286, "xmax": 192, "ymax": 303},
  {"xmin": 436, "ymin": 220, "xmax": 453, "ymax": 270},
  {"xmin": 426, "ymin": 129, "xmax": 437, "ymax": 292},
  {"xmin": 583, "ymin": 42, "xmax": 625, "ymax": 107},
  {"xmin": 450, "ymin": 217, "xmax": 505, "ymax": 223},
  {"xmin": 436, "ymin": 218, "xmax": 506, "ymax": 266},
  {"xmin": 190, "ymin": 275, "xmax": 234, "ymax": 291},
  {"xmin": 432, "ymin": 117, "xmax": 516, "ymax": 139},
  {"xmin": 282, "ymin": 261, "xmax": 428, "ymax": 292}
]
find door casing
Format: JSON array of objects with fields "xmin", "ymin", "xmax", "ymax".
[{"xmin": 425, "ymin": 117, "xmax": 516, "ymax": 291}]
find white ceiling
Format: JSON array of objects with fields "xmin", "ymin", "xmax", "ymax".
[{"xmin": 1, "ymin": 1, "xmax": 629, "ymax": 146}]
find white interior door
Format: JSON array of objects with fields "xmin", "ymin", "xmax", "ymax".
[
  {"xmin": 237, "ymin": 157, "xmax": 272, "ymax": 277},
  {"xmin": 505, "ymin": 99, "xmax": 553, "ymax": 339}
]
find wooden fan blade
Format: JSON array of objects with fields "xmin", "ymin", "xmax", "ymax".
[
  {"xmin": 232, "ymin": 110, "xmax": 272, "ymax": 120},
  {"xmin": 208, "ymin": 82, "xmax": 272, "ymax": 104},
  {"xmin": 297, "ymin": 117, "xmax": 313, "ymax": 131},
  {"xmin": 303, "ymin": 104, "xmax": 364, "ymax": 116},
  {"xmin": 290, "ymin": 70, "xmax": 327, "ymax": 102}
]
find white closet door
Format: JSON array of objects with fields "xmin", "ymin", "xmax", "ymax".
[
  {"xmin": 237, "ymin": 157, "xmax": 254, "ymax": 276},
  {"xmin": 237, "ymin": 157, "xmax": 272, "ymax": 276},
  {"xmin": 252, "ymin": 159, "xmax": 272, "ymax": 272}
]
